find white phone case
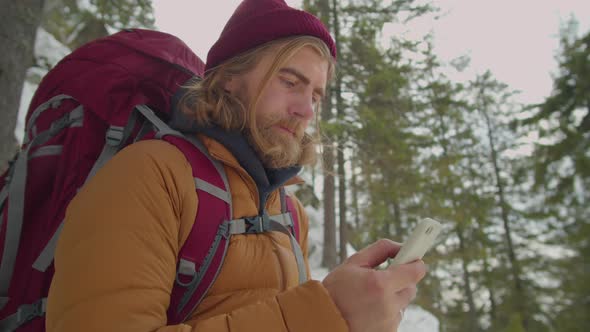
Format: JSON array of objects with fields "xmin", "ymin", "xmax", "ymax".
[{"xmin": 389, "ymin": 218, "xmax": 442, "ymax": 265}]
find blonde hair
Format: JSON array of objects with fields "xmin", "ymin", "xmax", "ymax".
[{"xmin": 180, "ymin": 35, "xmax": 335, "ymax": 167}]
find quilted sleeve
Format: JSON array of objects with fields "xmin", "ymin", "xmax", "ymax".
[
  {"xmin": 193, "ymin": 280, "xmax": 348, "ymax": 331},
  {"xmin": 46, "ymin": 140, "xmax": 197, "ymax": 332}
]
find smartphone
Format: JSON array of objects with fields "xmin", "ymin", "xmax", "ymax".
[{"xmin": 389, "ymin": 218, "xmax": 442, "ymax": 266}]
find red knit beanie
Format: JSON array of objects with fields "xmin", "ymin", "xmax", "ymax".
[{"xmin": 205, "ymin": 0, "xmax": 337, "ymax": 73}]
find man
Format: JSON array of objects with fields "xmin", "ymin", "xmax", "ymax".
[{"xmin": 46, "ymin": 0, "xmax": 426, "ymax": 331}]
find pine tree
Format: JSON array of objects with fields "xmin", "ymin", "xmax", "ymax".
[
  {"xmin": 517, "ymin": 19, "xmax": 590, "ymax": 332},
  {"xmin": 413, "ymin": 45, "xmax": 484, "ymax": 331},
  {"xmin": 471, "ymin": 71, "xmax": 531, "ymax": 330}
]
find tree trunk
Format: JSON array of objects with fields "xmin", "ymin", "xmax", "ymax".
[
  {"xmin": 435, "ymin": 107, "xmax": 480, "ymax": 330},
  {"xmin": 351, "ymin": 156, "xmax": 360, "ymax": 230},
  {"xmin": 483, "ymin": 250, "xmax": 498, "ymax": 324},
  {"xmin": 481, "ymin": 105, "xmax": 528, "ymax": 329},
  {"xmin": 307, "ymin": 0, "xmax": 338, "ymax": 270},
  {"xmin": 456, "ymin": 223, "xmax": 479, "ymax": 331},
  {"xmin": 321, "ymin": 83, "xmax": 337, "ymax": 267},
  {"xmin": 338, "ymin": 153, "xmax": 348, "ymax": 263},
  {"xmin": 331, "ymin": 0, "xmax": 348, "ymax": 264},
  {"xmin": 0, "ymin": 0, "xmax": 45, "ymax": 171},
  {"xmin": 391, "ymin": 195, "xmax": 402, "ymax": 236},
  {"xmin": 322, "ymin": 139, "xmax": 337, "ymax": 269}
]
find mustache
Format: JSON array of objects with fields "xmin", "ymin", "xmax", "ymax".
[{"xmin": 263, "ymin": 116, "xmax": 305, "ymax": 139}]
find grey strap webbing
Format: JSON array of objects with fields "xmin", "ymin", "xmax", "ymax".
[
  {"xmin": 182, "ymin": 135, "xmax": 233, "ymax": 215},
  {"xmin": 25, "ymin": 95, "xmax": 74, "ymax": 145},
  {"xmin": 179, "ymin": 230, "xmax": 231, "ymax": 322},
  {"xmin": 265, "ymin": 218, "xmax": 307, "ymax": 284},
  {"xmin": 176, "ymin": 221, "xmax": 231, "ymax": 312},
  {"xmin": 0, "ymin": 297, "xmax": 46, "ymax": 331},
  {"xmin": 194, "ymin": 178, "xmax": 231, "ymax": 204},
  {"xmin": 84, "ymin": 126, "xmax": 123, "ymax": 184},
  {"xmin": 0, "ymin": 108, "xmax": 83, "ymax": 310},
  {"xmin": 28, "ymin": 145, "xmax": 63, "ymax": 160},
  {"xmin": 227, "ymin": 213, "xmax": 293, "ymax": 234},
  {"xmin": 32, "ymin": 221, "xmax": 65, "ymax": 272},
  {"xmin": 276, "ymin": 188, "xmax": 306, "ymax": 282},
  {"xmin": 85, "ymin": 109, "xmax": 138, "ymax": 184},
  {"xmin": 133, "ymin": 120, "xmax": 153, "ymax": 143},
  {"xmin": 270, "ymin": 212, "xmax": 294, "ymax": 229},
  {"xmin": 136, "ymin": 105, "xmax": 183, "ymax": 138},
  {"xmin": 0, "ymin": 187, "xmax": 7, "ymax": 210}
]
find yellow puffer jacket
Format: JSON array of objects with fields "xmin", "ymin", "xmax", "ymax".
[{"xmin": 46, "ymin": 135, "xmax": 349, "ymax": 332}]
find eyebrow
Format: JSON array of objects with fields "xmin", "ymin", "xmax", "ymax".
[{"xmin": 278, "ymin": 67, "xmax": 325, "ymax": 99}]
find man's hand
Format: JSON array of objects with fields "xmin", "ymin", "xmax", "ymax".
[{"xmin": 322, "ymin": 239, "xmax": 427, "ymax": 332}]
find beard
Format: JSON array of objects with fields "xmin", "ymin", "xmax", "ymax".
[
  {"xmin": 245, "ymin": 111, "xmax": 307, "ymax": 169},
  {"xmin": 232, "ymin": 82, "xmax": 316, "ymax": 169}
]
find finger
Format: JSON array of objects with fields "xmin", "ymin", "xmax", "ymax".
[
  {"xmin": 346, "ymin": 239, "xmax": 402, "ymax": 268},
  {"xmin": 395, "ymin": 285, "xmax": 418, "ymax": 307},
  {"xmin": 384, "ymin": 260, "xmax": 427, "ymax": 291}
]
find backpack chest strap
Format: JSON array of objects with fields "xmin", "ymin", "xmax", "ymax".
[
  {"xmin": 228, "ymin": 213, "xmax": 293, "ymax": 235},
  {"xmin": 228, "ymin": 213, "xmax": 307, "ymax": 284}
]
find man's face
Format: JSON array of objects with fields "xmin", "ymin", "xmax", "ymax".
[{"xmin": 226, "ymin": 45, "xmax": 329, "ymax": 168}]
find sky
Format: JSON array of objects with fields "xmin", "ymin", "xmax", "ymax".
[{"xmin": 153, "ymin": 0, "xmax": 590, "ymax": 105}]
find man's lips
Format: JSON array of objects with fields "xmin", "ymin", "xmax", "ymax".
[{"xmin": 276, "ymin": 125, "xmax": 296, "ymax": 137}]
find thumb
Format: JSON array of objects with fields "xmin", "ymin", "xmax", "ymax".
[{"xmin": 346, "ymin": 239, "xmax": 401, "ymax": 268}]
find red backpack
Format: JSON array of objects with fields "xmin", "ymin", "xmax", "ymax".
[{"xmin": 0, "ymin": 29, "xmax": 304, "ymax": 331}]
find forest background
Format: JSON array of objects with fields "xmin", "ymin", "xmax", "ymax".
[{"xmin": 1, "ymin": 1, "xmax": 588, "ymax": 331}]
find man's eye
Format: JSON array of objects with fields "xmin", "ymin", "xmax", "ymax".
[{"xmin": 281, "ymin": 78, "xmax": 296, "ymax": 87}]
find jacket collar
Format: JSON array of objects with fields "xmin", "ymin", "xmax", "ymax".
[{"xmin": 194, "ymin": 125, "xmax": 302, "ymax": 212}]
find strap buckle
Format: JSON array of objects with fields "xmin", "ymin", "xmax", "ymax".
[
  {"xmin": 16, "ymin": 298, "xmax": 46, "ymax": 325},
  {"xmin": 106, "ymin": 126, "xmax": 125, "ymax": 146},
  {"xmin": 244, "ymin": 214, "xmax": 270, "ymax": 234}
]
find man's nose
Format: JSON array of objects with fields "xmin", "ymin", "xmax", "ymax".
[{"xmin": 290, "ymin": 94, "xmax": 315, "ymax": 121}]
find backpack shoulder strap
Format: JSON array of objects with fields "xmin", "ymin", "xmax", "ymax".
[
  {"xmin": 161, "ymin": 133, "xmax": 234, "ymax": 324},
  {"xmin": 280, "ymin": 187, "xmax": 301, "ymax": 242},
  {"xmin": 129, "ymin": 105, "xmax": 239, "ymax": 324}
]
